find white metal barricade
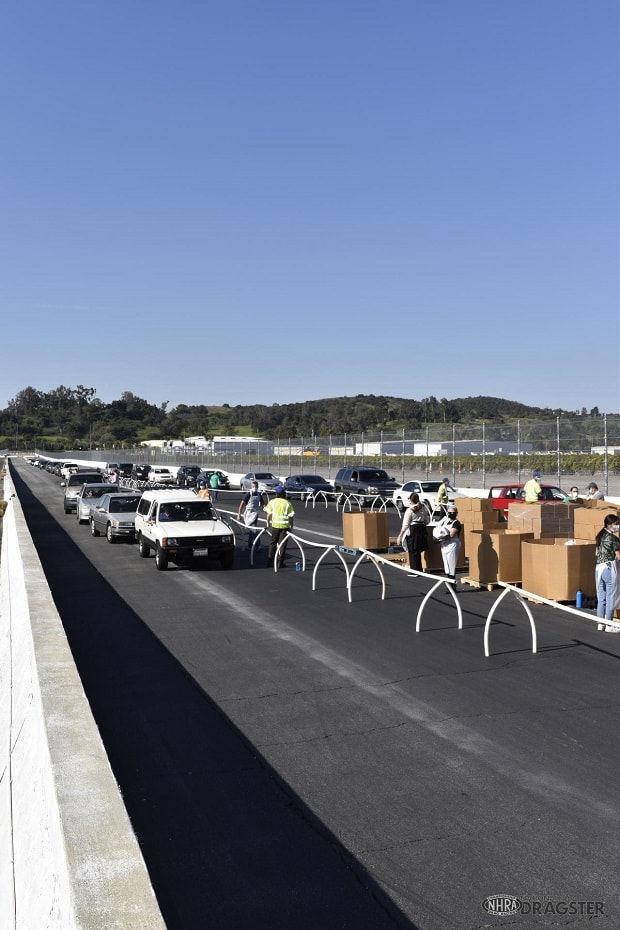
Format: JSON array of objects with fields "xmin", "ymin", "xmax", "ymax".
[{"xmin": 483, "ymin": 582, "xmax": 620, "ymax": 657}]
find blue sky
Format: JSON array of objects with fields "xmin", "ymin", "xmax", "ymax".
[{"xmin": 1, "ymin": 0, "xmax": 618, "ymax": 413}]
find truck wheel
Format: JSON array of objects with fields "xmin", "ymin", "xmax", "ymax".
[
  {"xmin": 155, "ymin": 544, "xmax": 169, "ymax": 571},
  {"xmin": 138, "ymin": 534, "xmax": 151, "ymax": 558}
]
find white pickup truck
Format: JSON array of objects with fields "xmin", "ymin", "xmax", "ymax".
[{"xmin": 134, "ymin": 489, "xmax": 235, "ymax": 571}]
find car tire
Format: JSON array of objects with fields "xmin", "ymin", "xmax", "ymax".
[
  {"xmin": 155, "ymin": 544, "xmax": 169, "ymax": 571},
  {"xmin": 138, "ymin": 534, "xmax": 151, "ymax": 558},
  {"xmin": 106, "ymin": 524, "xmax": 116, "ymax": 544},
  {"xmin": 64, "ymin": 505, "xmax": 70, "ymax": 514},
  {"xmin": 220, "ymin": 552, "xmax": 234, "ymax": 570},
  {"xmin": 396, "ymin": 499, "xmax": 404, "ymax": 513},
  {"xmin": 90, "ymin": 519, "xmax": 100, "ymax": 537}
]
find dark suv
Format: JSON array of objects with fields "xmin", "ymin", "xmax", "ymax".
[
  {"xmin": 176, "ymin": 465, "xmax": 201, "ymax": 487},
  {"xmin": 333, "ymin": 467, "xmax": 400, "ymax": 503},
  {"xmin": 131, "ymin": 464, "xmax": 151, "ymax": 482}
]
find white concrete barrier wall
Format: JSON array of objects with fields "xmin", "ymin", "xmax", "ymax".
[{"xmin": 0, "ymin": 470, "xmax": 167, "ymax": 930}]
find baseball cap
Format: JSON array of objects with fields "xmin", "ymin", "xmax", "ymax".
[{"xmin": 533, "ymin": 470, "xmax": 541, "ymax": 479}]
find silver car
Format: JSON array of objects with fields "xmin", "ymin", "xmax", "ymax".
[
  {"xmin": 90, "ymin": 492, "xmax": 142, "ymax": 543},
  {"xmin": 240, "ymin": 471, "xmax": 281, "ymax": 493},
  {"xmin": 76, "ymin": 483, "xmax": 121, "ymax": 524}
]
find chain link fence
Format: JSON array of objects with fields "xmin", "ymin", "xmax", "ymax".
[{"xmin": 55, "ymin": 415, "xmax": 620, "ymax": 496}]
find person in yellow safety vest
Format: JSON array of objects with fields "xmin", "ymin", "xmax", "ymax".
[
  {"xmin": 436, "ymin": 477, "xmax": 451, "ymax": 509},
  {"xmin": 264, "ymin": 487, "xmax": 295, "ymax": 567},
  {"xmin": 523, "ymin": 470, "xmax": 542, "ymax": 503}
]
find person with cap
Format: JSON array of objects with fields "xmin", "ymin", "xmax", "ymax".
[
  {"xmin": 436, "ymin": 477, "xmax": 452, "ymax": 510},
  {"xmin": 197, "ymin": 479, "xmax": 211, "ymax": 500},
  {"xmin": 264, "ymin": 488, "xmax": 295, "ymax": 567},
  {"xmin": 238, "ymin": 479, "xmax": 263, "ymax": 550},
  {"xmin": 523, "ymin": 470, "xmax": 543, "ymax": 504},
  {"xmin": 586, "ymin": 482, "xmax": 604, "ymax": 501},
  {"xmin": 434, "ymin": 504, "xmax": 462, "ymax": 581}
]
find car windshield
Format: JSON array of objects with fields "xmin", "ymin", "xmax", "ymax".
[
  {"xmin": 158, "ymin": 502, "xmax": 215, "ymax": 521},
  {"xmin": 254, "ymin": 473, "xmax": 276, "ymax": 480},
  {"xmin": 69, "ymin": 474, "xmax": 101, "ymax": 486},
  {"xmin": 109, "ymin": 497, "xmax": 141, "ymax": 513},
  {"xmin": 298, "ymin": 475, "xmax": 328, "ymax": 483},
  {"xmin": 86, "ymin": 487, "xmax": 114, "ymax": 498},
  {"xmin": 420, "ymin": 482, "xmax": 442, "ymax": 492}
]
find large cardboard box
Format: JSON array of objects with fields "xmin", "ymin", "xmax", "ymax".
[
  {"xmin": 422, "ymin": 526, "xmax": 466, "ymax": 573},
  {"xmin": 462, "ymin": 510, "xmax": 502, "ymax": 530},
  {"xmin": 521, "ymin": 538, "xmax": 596, "ymax": 601},
  {"xmin": 573, "ymin": 505, "xmax": 620, "ymax": 542},
  {"xmin": 455, "ymin": 496, "xmax": 494, "ymax": 512},
  {"xmin": 342, "ymin": 511, "xmax": 389, "ymax": 550},
  {"xmin": 507, "ymin": 502, "xmax": 575, "ymax": 539},
  {"xmin": 467, "ymin": 529, "xmax": 534, "ymax": 584}
]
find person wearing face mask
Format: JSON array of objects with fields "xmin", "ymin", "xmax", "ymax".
[
  {"xmin": 396, "ymin": 492, "xmax": 430, "ymax": 572},
  {"xmin": 237, "ymin": 480, "xmax": 263, "ymax": 550},
  {"xmin": 563, "ymin": 486, "xmax": 582, "ymax": 503},
  {"xmin": 594, "ymin": 514, "xmax": 620, "ymax": 631},
  {"xmin": 435, "ymin": 505, "xmax": 462, "ymax": 581}
]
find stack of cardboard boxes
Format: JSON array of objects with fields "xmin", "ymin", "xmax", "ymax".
[
  {"xmin": 573, "ymin": 501, "xmax": 620, "ymax": 543},
  {"xmin": 506, "ymin": 501, "xmax": 576, "ymax": 538},
  {"xmin": 457, "ymin": 497, "xmax": 533, "ymax": 584}
]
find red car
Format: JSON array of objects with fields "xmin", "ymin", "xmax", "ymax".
[{"xmin": 488, "ymin": 484, "xmax": 568, "ymax": 519}]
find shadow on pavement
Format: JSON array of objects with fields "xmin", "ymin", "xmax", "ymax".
[{"xmin": 12, "ymin": 466, "xmax": 417, "ymax": 930}]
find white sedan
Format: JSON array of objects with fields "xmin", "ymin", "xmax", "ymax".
[
  {"xmin": 392, "ymin": 480, "xmax": 463, "ymax": 515},
  {"xmin": 148, "ymin": 467, "xmax": 175, "ymax": 484}
]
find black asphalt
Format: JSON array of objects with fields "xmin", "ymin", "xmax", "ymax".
[{"xmin": 10, "ymin": 460, "xmax": 620, "ymax": 929}]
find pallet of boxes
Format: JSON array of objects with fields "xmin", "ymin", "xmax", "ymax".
[
  {"xmin": 507, "ymin": 499, "xmax": 603, "ymax": 603},
  {"xmin": 572, "ymin": 500, "xmax": 620, "ymax": 615},
  {"xmin": 459, "ymin": 496, "xmax": 531, "ymax": 588}
]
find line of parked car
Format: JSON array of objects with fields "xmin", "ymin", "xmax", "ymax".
[{"xmin": 25, "ymin": 458, "xmax": 571, "ymax": 572}]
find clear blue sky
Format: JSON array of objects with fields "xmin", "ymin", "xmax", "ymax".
[{"xmin": 1, "ymin": 1, "xmax": 618, "ymax": 414}]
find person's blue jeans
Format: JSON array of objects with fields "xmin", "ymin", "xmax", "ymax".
[{"xmin": 596, "ymin": 562, "xmax": 617, "ymax": 621}]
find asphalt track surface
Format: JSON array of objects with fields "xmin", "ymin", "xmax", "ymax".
[{"xmin": 11, "ymin": 459, "xmax": 620, "ymax": 930}]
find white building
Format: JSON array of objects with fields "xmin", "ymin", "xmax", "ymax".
[{"xmin": 355, "ymin": 440, "xmax": 532, "ymax": 456}]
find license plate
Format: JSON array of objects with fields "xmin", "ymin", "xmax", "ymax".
[{"xmin": 193, "ymin": 547, "xmax": 209, "ymax": 557}]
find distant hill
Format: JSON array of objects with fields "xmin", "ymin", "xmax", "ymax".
[
  {"xmin": 0, "ymin": 385, "xmax": 606, "ymax": 450},
  {"xmin": 215, "ymin": 394, "xmax": 585, "ymax": 438}
]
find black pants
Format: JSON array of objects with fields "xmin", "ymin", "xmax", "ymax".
[
  {"xmin": 407, "ymin": 523, "xmax": 428, "ymax": 573},
  {"xmin": 268, "ymin": 527, "xmax": 289, "ymax": 563}
]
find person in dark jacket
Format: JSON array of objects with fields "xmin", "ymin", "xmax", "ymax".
[{"xmin": 396, "ymin": 492, "xmax": 429, "ymax": 572}]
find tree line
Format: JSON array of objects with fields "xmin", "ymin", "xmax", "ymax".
[{"xmin": 0, "ymin": 384, "xmax": 607, "ymax": 450}]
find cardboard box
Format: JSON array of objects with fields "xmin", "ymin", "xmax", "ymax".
[
  {"xmin": 573, "ymin": 505, "xmax": 620, "ymax": 542},
  {"xmin": 462, "ymin": 510, "xmax": 502, "ymax": 530},
  {"xmin": 521, "ymin": 538, "xmax": 596, "ymax": 601},
  {"xmin": 507, "ymin": 502, "xmax": 575, "ymax": 539},
  {"xmin": 342, "ymin": 511, "xmax": 389, "ymax": 550},
  {"xmin": 467, "ymin": 529, "xmax": 534, "ymax": 584},
  {"xmin": 455, "ymin": 496, "xmax": 493, "ymax": 512}
]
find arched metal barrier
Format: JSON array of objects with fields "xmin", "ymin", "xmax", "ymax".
[
  {"xmin": 335, "ymin": 492, "xmax": 394, "ymax": 513},
  {"xmin": 483, "ymin": 582, "xmax": 620, "ymax": 657}
]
